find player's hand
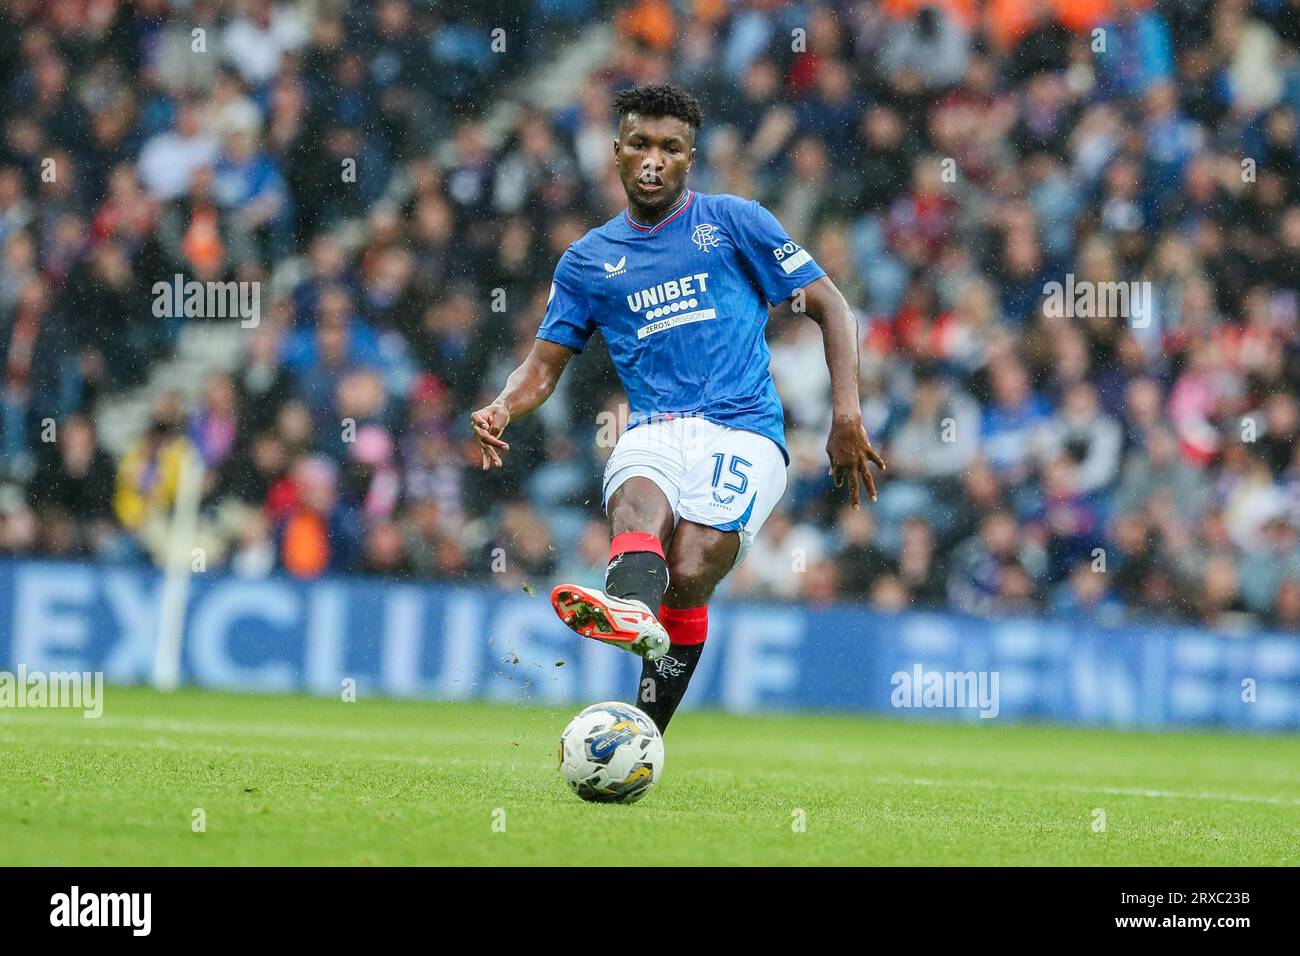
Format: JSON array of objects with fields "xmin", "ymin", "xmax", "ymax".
[
  {"xmin": 469, "ymin": 401, "xmax": 511, "ymax": 470},
  {"xmin": 826, "ymin": 413, "xmax": 886, "ymax": 507}
]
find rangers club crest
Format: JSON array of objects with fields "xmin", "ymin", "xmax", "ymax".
[{"xmin": 691, "ymin": 223, "xmax": 720, "ymax": 252}]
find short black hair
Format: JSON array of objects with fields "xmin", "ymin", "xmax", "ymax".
[{"xmin": 612, "ymin": 83, "xmax": 703, "ymax": 135}]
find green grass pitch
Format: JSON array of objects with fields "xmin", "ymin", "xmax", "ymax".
[{"xmin": 0, "ymin": 685, "xmax": 1296, "ymax": 865}]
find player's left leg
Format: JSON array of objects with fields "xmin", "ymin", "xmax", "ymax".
[
  {"xmin": 636, "ymin": 420, "xmax": 788, "ymax": 732},
  {"xmin": 636, "ymin": 521, "xmax": 738, "ymax": 731}
]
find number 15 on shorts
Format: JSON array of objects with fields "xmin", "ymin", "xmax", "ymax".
[{"xmin": 709, "ymin": 453, "xmax": 751, "ymax": 505}]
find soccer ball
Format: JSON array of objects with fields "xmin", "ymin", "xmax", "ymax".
[{"xmin": 558, "ymin": 701, "xmax": 665, "ymax": 804}]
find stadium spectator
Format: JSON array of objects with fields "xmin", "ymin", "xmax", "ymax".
[
  {"xmin": 28, "ymin": 414, "xmax": 116, "ymax": 556},
  {"xmin": 833, "ymin": 505, "xmax": 894, "ymax": 597},
  {"xmin": 137, "ymin": 103, "xmax": 219, "ymax": 203},
  {"xmin": 896, "ymin": 515, "xmax": 947, "ymax": 606},
  {"xmin": 112, "ymin": 413, "xmax": 194, "ymax": 564},
  {"xmin": 1050, "ymin": 560, "xmax": 1124, "ymax": 624}
]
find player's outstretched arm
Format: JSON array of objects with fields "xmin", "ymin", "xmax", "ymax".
[
  {"xmin": 799, "ymin": 276, "xmax": 887, "ymax": 506},
  {"xmin": 469, "ymin": 339, "xmax": 575, "ymax": 470}
]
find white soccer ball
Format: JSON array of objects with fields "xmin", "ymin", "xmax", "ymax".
[{"xmin": 558, "ymin": 701, "xmax": 665, "ymax": 804}]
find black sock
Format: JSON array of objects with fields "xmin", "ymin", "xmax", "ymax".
[
  {"xmin": 605, "ymin": 549, "xmax": 669, "ymax": 610},
  {"xmin": 637, "ymin": 643, "xmax": 704, "ymax": 733}
]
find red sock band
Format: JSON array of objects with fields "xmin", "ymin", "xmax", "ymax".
[
  {"xmin": 609, "ymin": 531, "xmax": 665, "ymax": 562},
  {"xmin": 658, "ymin": 604, "xmax": 708, "ymax": 646}
]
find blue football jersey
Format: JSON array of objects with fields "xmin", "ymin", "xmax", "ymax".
[{"xmin": 536, "ymin": 190, "xmax": 826, "ymax": 461}]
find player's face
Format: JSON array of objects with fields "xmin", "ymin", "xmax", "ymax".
[{"xmin": 614, "ymin": 114, "xmax": 695, "ymax": 218}]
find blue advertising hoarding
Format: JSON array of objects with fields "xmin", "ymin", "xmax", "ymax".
[{"xmin": 0, "ymin": 558, "xmax": 1296, "ymax": 730}]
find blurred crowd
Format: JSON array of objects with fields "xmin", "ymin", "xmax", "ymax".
[{"xmin": 2, "ymin": 0, "xmax": 1300, "ymax": 635}]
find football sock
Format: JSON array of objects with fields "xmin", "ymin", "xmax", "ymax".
[
  {"xmin": 604, "ymin": 531, "xmax": 669, "ymax": 610},
  {"xmin": 638, "ymin": 604, "xmax": 708, "ymax": 733}
]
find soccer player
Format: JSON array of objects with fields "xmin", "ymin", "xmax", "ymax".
[{"xmin": 470, "ymin": 84, "xmax": 885, "ymax": 732}]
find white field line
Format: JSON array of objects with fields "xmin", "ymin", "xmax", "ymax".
[
  {"xmin": 0, "ymin": 711, "xmax": 522, "ymax": 744},
  {"xmin": 0, "ymin": 732, "xmax": 439, "ymax": 766},
  {"xmin": 900, "ymin": 776, "xmax": 1300, "ymax": 808}
]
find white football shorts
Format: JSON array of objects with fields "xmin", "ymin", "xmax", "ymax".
[{"xmin": 601, "ymin": 416, "xmax": 788, "ymax": 565}]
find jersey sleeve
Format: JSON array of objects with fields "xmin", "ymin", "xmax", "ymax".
[
  {"xmin": 726, "ymin": 199, "xmax": 827, "ymax": 307},
  {"xmin": 536, "ymin": 249, "xmax": 595, "ymax": 352}
]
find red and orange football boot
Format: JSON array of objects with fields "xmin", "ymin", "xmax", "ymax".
[{"xmin": 550, "ymin": 584, "xmax": 670, "ymax": 661}]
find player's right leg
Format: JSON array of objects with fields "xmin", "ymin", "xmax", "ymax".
[{"xmin": 550, "ymin": 420, "xmax": 682, "ymax": 660}]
